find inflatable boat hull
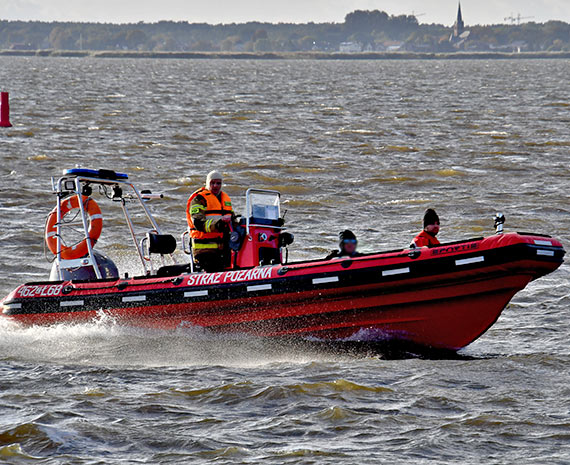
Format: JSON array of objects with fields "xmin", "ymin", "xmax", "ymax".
[{"xmin": 2, "ymin": 233, "xmax": 564, "ymax": 351}]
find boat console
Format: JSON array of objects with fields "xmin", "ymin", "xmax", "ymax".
[{"xmin": 235, "ymin": 189, "xmax": 293, "ymax": 268}]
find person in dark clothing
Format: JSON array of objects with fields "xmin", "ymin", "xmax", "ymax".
[
  {"xmin": 411, "ymin": 208, "xmax": 441, "ymax": 248},
  {"xmin": 326, "ymin": 230, "xmax": 363, "ymax": 260}
]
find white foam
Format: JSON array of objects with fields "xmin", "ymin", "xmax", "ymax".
[{"xmin": 0, "ymin": 315, "xmax": 348, "ymax": 368}]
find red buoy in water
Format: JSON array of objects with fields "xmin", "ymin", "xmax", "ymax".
[{"xmin": 0, "ymin": 92, "xmax": 13, "ymax": 128}]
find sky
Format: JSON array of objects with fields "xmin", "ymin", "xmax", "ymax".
[{"xmin": 1, "ymin": 0, "xmax": 569, "ymax": 25}]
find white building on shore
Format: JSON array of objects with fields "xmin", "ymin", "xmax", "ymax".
[{"xmin": 339, "ymin": 42, "xmax": 362, "ymax": 53}]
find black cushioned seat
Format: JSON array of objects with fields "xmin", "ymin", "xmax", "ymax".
[{"xmin": 148, "ymin": 232, "xmax": 177, "ymax": 255}]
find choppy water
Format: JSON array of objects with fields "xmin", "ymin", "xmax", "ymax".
[{"xmin": 0, "ymin": 57, "xmax": 569, "ymax": 463}]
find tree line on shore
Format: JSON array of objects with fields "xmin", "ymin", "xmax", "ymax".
[{"xmin": 1, "ymin": 10, "xmax": 568, "ymax": 53}]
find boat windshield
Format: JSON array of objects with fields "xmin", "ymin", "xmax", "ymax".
[{"xmin": 246, "ymin": 190, "xmax": 280, "ymax": 220}]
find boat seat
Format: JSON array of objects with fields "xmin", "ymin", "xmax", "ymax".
[
  {"xmin": 156, "ymin": 263, "xmax": 192, "ymax": 277},
  {"xmin": 147, "ymin": 232, "xmax": 177, "ymax": 255}
]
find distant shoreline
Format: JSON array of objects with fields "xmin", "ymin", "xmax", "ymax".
[{"xmin": 1, "ymin": 50, "xmax": 569, "ymax": 60}]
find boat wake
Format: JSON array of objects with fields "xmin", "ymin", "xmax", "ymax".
[
  {"xmin": 0, "ymin": 313, "xmax": 478, "ymax": 366},
  {"xmin": 0, "ymin": 315, "xmax": 364, "ymax": 368}
]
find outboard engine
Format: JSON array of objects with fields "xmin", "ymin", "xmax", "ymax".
[
  {"xmin": 235, "ymin": 189, "xmax": 293, "ymax": 268},
  {"xmin": 49, "ymin": 250, "xmax": 119, "ymax": 281}
]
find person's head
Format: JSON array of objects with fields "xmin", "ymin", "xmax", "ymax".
[
  {"xmin": 423, "ymin": 208, "xmax": 440, "ymax": 236},
  {"xmin": 339, "ymin": 229, "xmax": 358, "ymax": 254},
  {"xmin": 206, "ymin": 170, "xmax": 223, "ymax": 195}
]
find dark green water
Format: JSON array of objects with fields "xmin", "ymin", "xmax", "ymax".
[{"xmin": 0, "ymin": 57, "xmax": 568, "ymax": 463}]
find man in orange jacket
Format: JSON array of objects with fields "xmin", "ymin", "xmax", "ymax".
[
  {"xmin": 411, "ymin": 208, "xmax": 441, "ymax": 248},
  {"xmin": 186, "ymin": 170, "xmax": 234, "ymax": 272}
]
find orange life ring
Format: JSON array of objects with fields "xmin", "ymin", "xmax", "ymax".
[{"xmin": 45, "ymin": 195, "xmax": 103, "ymax": 260}]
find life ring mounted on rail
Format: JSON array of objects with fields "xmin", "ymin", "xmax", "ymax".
[{"xmin": 45, "ymin": 195, "xmax": 103, "ymax": 260}]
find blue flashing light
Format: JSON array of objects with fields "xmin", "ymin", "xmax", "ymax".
[{"xmin": 63, "ymin": 168, "xmax": 129, "ymax": 180}]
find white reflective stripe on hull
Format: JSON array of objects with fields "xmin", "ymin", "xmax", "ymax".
[
  {"xmin": 312, "ymin": 276, "xmax": 339, "ymax": 285},
  {"xmin": 4, "ymin": 303, "xmax": 22, "ymax": 309},
  {"xmin": 455, "ymin": 256, "xmax": 485, "ymax": 266},
  {"xmin": 382, "ymin": 267, "xmax": 410, "ymax": 277},
  {"xmin": 184, "ymin": 290, "xmax": 209, "ymax": 298},
  {"xmin": 534, "ymin": 240, "xmax": 553, "ymax": 246},
  {"xmin": 247, "ymin": 284, "xmax": 272, "ymax": 292},
  {"xmin": 60, "ymin": 300, "xmax": 84, "ymax": 307},
  {"xmin": 122, "ymin": 295, "xmax": 146, "ymax": 303}
]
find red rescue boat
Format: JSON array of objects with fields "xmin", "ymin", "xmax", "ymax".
[{"xmin": 1, "ymin": 169, "xmax": 565, "ymax": 351}]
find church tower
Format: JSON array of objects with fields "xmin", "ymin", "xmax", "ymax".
[{"xmin": 453, "ymin": 3, "xmax": 465, "ymax": 38}]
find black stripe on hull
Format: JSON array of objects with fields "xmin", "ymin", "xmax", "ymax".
[{"xmin": 3, "ymin": 243, "xmax": 564, "ymax": 317}]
